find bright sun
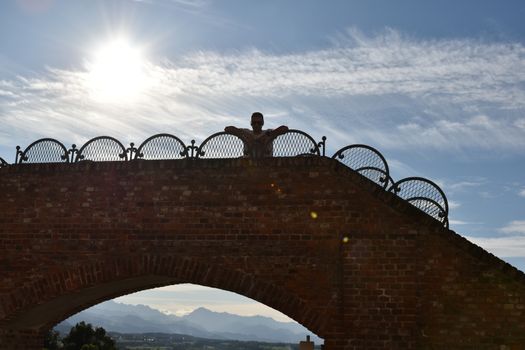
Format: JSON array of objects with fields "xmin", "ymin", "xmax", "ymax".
[{"xmin": 85, "ymin": 38, "xmax": 148, "ymax": 103}]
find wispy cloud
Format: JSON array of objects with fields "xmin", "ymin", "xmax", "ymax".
[
  {"xmin": 479, "ymin": 191, "xmax": 501, "ymax": 199},
  {"xmin": 1, "ymin": 28, "xmax": 524, "ymax": 154},
  {"xmin": 499, "ymin": 220, "xmax": 525, "ymax": 235},
  {"xmin": 168, "ymin": 0, "xmax": 211, "ymax": 7},
  {"xmin": 447, "ymin": 179, "xmax": 487, "ymax": 192},
  {"xmin": 131, "ymin": 0, "xmax": 210, "ymax": 7},
  {"xmin": 448, "ymin": 200, "xmax": 461, "ymax": 210},
  {"xmin": 435, "ymin": 178, "xmax": 488, "ymax": 198},
  {"xmin": 465, "ymin": 235, "xmax": 525, "ymax": 258},
  {"xmin": 519, "ymin": 188, "xmax": 525, "ymax": 197},
  {"xmin": 163, "ymin": 29, "xmax": 525, "ymax": 106},
  {"xmin": 449, "ymin": 219, "xmax": 484, "ymax": 226},
  {"xmin": 129, "ymin": 0, "xmax": 240, "ymax": 30},
  {"xmin": 450, "ymin": 220, "xmax": 469, "ymax": 225}
]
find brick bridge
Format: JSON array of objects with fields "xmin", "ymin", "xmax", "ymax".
[{"xmin": 1, "ymin": 157, "xmax": 524, "ymax": 349}]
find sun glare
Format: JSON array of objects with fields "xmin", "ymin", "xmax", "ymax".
[{"xmin": 85, "ymin": 38, "xmax": 149, "ymax": 103}]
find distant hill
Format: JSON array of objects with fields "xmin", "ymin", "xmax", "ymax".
[{"xmin": 56, "ymin": 301, "xmax": 322, "ymax": 344}]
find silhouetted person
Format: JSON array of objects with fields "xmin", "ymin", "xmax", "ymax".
[{"xmin": 225, "ymin": 112, "xmax": 288, "ymax": 158}]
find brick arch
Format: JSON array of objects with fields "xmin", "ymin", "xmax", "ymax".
[{"xmin": 5, "ymin": 254, "xmax": 328, "ymax": 338}]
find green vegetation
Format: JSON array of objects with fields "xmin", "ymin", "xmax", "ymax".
[
  {"xmin": 44, "ymin": 329, "xmax": 61, "ymax": 350},
  {"xmin": 45, "ymin": 322, "xmax": 117, "ymax": 350}
]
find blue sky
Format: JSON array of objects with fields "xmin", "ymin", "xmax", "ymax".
[{"xmin": 1, "ymin": 0, "xmax": 525, "ymax": 323}]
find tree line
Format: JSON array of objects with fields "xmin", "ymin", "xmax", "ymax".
[{"xmin": 44, "ymin": 321, "xmax": 116, "ymax": 350}]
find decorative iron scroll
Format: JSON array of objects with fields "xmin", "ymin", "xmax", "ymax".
[
  {"xmin": 272, "ymin": 129, "xmax": 320, "ymax": 157},
  {"xmin": 75, "ymin": 136, "xmax": 127, "ymax": 162},
  {"xmin": 3, "ymin": 129, "xmax": 450, "ymax": 227},
  {"xmin": 135, "ymin": 134, "xmax": 187, "ymax": 160},
  {"xmin": 332, "ymin": 144, "xmax": 391, "ymax": 189},
  {"xmin": 197, "ymin": 132, "xmax": 244, "ymax": 159},
  {"xmin": 388, "ymin": 177, "xmax": 449, "ymax": 228},
  {"xmin": 15, "ymin": 138, "xmax": 69, "ymax": 164}
]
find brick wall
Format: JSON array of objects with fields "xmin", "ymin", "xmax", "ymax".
[{"xmin": 0, "ymin": 157, "xmax": 524, "ymax": 349}]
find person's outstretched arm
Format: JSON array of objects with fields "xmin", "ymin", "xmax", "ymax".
[
  {"xmin": 224, "ymin": 126, "xmax": 241, "ymax": 136},
  {"xmin": 265, "ymin": 125, "xmax": 289, "ymax": 138}
]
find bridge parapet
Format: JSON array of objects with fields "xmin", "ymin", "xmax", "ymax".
[{"xmin": 3, "ymin": 129, "xmax": 449, "ymax": 227}]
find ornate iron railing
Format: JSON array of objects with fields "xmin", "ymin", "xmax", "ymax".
[
  {"xmin": 388, "ymin": 177, "xmax": 449, "ymax": 228},
  {"xmin": 197, "ymin": 132, "xmax": 245, "ymax": 159},
  {"xmin": 332, "ymin": 144, "xmax": 392, "ymax": 189},
  {"xmin": 75, "ymin": 136, "xmax": 128, "ymax": 162},
  {"xmin": 135, "ymin": 133, "xmax": 187, "ymax": 160},
  {"xmin": 16, "ymin": 138, "xmax": 69, "ymax": 164},
  {"xmin": 2, "ymin": 129, "xmax": 450, "ymax": 227},
  {"xmin": 272, "ymin": 129, "xmax": 320, "ymax": 157}
]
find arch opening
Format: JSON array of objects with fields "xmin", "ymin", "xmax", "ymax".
[
  {"xmin": 54, "ymin": 282, "xmax": 324, "ymax": 346},
  {"xmin": 4, "ymin": 256, "xmax": 329, "ymax": 345}
]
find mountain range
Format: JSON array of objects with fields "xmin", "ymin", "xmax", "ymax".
[{"xmin": 55, "ymin": 301, "xmax": 322, "ymax": 344}]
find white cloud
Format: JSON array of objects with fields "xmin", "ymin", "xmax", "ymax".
[
  {"xmin": 519, "ymin": 188, "xmax": 525, "ymax": 197},
  {"xmin": 386, "ymin": 158, "xmax": 422, "ymax": 179},
  {"xmin": 1, "ymin": 28, "xmax": 525, "ymax": 153},
  {"xmin": 499, "ymin": 220, "xmax": 525, "ymax": 235},
  {"xmin": 465, "ymin": 235, "xmax": 525, "ymax": 258},
  {"xmin": 449, "ymin": 219, "xmax": 469, "ymax": 225},
  {"xmin": 132, "ymin": 0, "xmax": 210, "ymax": 7},
  {"xmin": 161, "ymin": 31, "xmax": 525, "ymax": 106},
  {"xmin": 448, "ymin": 219, "xmax": 484, "ymax": 226},
  {"xmin": 515, "ymin": 119, "xmax": 525, "ymax": 129},
  {"xmin": 436, "ymin": 178, "xmax": 487, "ymax": 194},
  {"xmin": 448, "ymin": 200, "xmax": 461, "ymax": 209},
  {"xmin": 478, "ymin": 191, "xmax": 501, "ymax": 199},
  {"xmin": 168, "ymin": 0, "xmax": 210, "ymax": 7}
]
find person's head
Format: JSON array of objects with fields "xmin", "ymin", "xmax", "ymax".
[{"xmin": 250, "ymin": 112, "xmax": 264, "ymax": 133}]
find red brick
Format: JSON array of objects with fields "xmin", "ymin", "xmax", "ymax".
[{"xmin": 0, "ymin": 158, "xmax": 524, "ymax": 349}]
